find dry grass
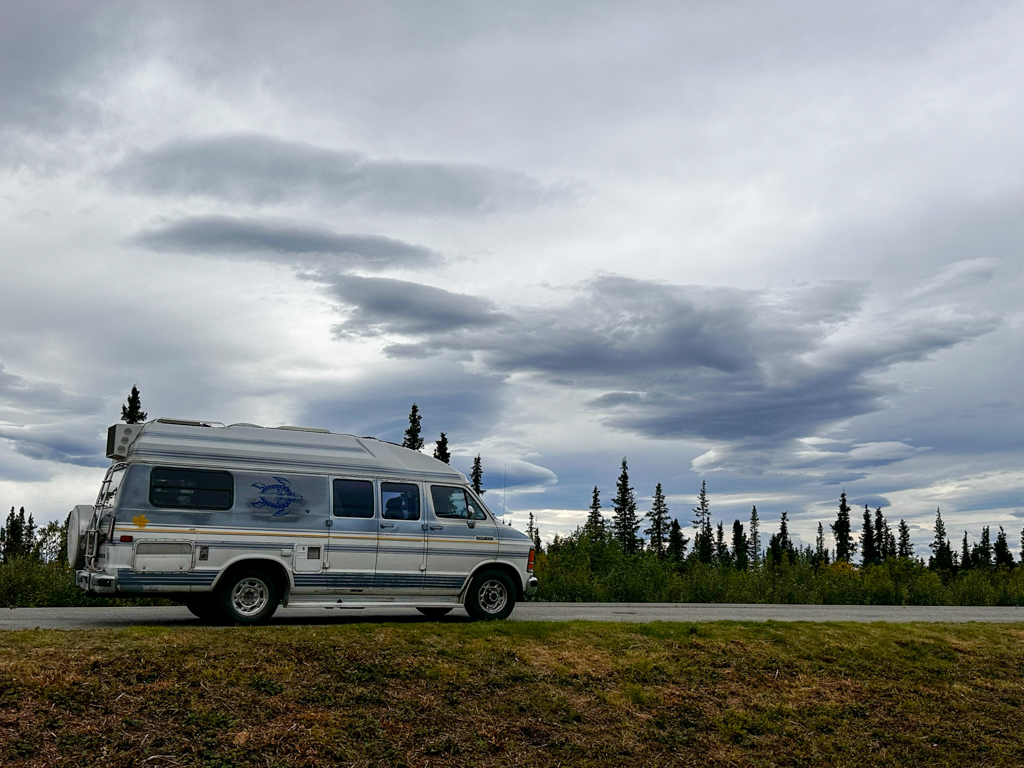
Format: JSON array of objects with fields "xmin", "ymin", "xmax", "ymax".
[{"xmin": 1, "ymin": 621, "xmax": 1023, "ymax": 766}]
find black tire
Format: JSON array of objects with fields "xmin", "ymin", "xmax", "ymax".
[
  {"xmin": 216, "ymin": 568, "xmax": 280, "ymax": 626},
  {"xmin": 464, "ymin": 569, "xmax": 516, "ymax": 621},
  {"xmin": 184, "ymin": 596, "xmax": 220, "ymax": 621},
  {"xmin": 416, "ymin": 607, "xmax": 453, "ymax": 619}
]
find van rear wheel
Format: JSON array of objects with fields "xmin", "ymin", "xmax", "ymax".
[
  {"xmin": 464, "ymin": 569, "xmax": 516, "ymax": 621},
  {"xmin": 216, "ymin": 569, "xmax": 280, "ymax": 625}
]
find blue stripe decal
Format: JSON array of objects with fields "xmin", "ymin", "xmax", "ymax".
[
  {"xmin": 117, "ymin": 568, "xmax": 216, "ymax": 588},
  {"xmin": 292, "ymin": 572, "xmax": 465, "ymax": 590}
]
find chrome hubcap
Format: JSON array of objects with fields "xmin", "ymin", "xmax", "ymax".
[
  {"xmin": 478, "ymin": 579, "xmax": 508, "ymax": 614},
  {"xmin": 231, "ymin": 577, "xmax": 269, "ymax": 617}
]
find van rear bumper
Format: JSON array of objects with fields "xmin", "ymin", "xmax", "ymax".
[{"xmin": 77, "ymin": 570, "xmax": 117, "ymax": 594}]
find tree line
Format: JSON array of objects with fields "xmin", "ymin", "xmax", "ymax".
[{"xmin": 529, "ymin": 458, "xmax": 1024, "ymax": 605}]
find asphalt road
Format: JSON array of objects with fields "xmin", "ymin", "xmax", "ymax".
[{"xmin": 3, "ymin": 602, "xmax": 1024, "ymax": 629}]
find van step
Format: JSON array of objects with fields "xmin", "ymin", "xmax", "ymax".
[{"xmin": 285, "ymin": 597, "xmax": 461, "ymax": 609}]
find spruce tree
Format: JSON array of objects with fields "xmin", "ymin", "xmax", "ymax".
[
  {"xmin": 470, "ymin": 455, "xmax": 485, "ymax": 495},
  {"xmin": 585, "ymin": 486, "xmax": 605, "ymax": 538},
  {"xmin": 994, "ymin": 526, "xmax": 1014, "ymax": 568},
  {"xmin": 120, "ymin": 385, "xmax": 148, "ymax": 424},
  {"xmin": 831, "ymin": 491, "xmax": 856, "ymax": 562},
  {"xmin": 524, "ymin": 511, "xmax": 541, "ymax": 552},
  {"xmin": 813, "ymin": 522, "xmax": 831, "ymax": 567},
  {"xmin": 767, "ymin": 511, "xmax": 795, "ymax": 565},
  {"xmin": 692, "ymin": 480, "xmax": 713, "ymax": 564},
  {"xmin": 611, "ymin": 458, "xmax": 641, "ymax": 554},
  {"xmin": 929, "ymin": 509, "xmax": 953, "ymax": 570},
  {"xmin": 960, "ymin": 532, "xmax": 971, "ymax": 571},
  {"xmin": 714, "ymin": 521, "xmax": 731, "ymax": 567},
  {"xmin": 897, "ymin": 519, "xmax": 914, "ymax": 559},
  {"xmin": 644, "ymin": 483, "xmax": 670, "ymax": 559},
  {"xmin": 432, "ymin": 432, "xmax": 451, "ymax": 463},
  {"xmin": 883, "ymin": 522, "xmax": 897, "ymax": 560},
  {"xmin": 667, "ymin": 519, "xmax": 689, "ymax": 564},
  {"xmin": 402, "ymin": 403, "xmax": 424, "ymax": 450},
  {"xmin": 874, "ymin": 508, "xmax": 896, "ymax": 562},
  {"xmin": 0, "ymin": 507, "xmax": 36, "ymax": 563},
  {"xmin": 972, "ymin": 526, "xmax": 992, "ymax": 568},
  {"xmin": 860, "ymin": 506, "xmax": 878, "ymax": 566},
  {"xmin": 748, "ymin": 505, "xmax": 761, "ymax": 567},
  {"xmin": 732, "ymin": 520, "xmax": 748, "ymax": 570}
]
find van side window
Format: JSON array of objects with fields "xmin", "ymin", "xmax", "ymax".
[
  {"xmin": 431, "ymin": 486, "xmax": 471, "ymax": 519},
  {"xmin": 150, "ymin": 468, "xmax": 233, "ymax": 510},
  {"xmin": 381, "ymin": 482, "xmax": 420, "ymax": 520},
  {"xmin": 333, "ymin": 479, "xmax": 374, "ymax": 518}
]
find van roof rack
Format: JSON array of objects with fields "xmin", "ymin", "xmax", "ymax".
[{"xmin": 155, "ymin": 418, "xmax": 225, "ymax": 427}]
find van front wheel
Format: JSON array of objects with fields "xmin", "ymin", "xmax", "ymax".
[
  {"xmin": 217, "ymin": 569, "xmax": 280, "ymax": 625},
  {"xmin": 465, "ymin": 570, "xmax": 516, "ymax": 621}
]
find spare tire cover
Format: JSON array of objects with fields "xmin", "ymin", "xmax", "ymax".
[{"xmin": 66, "ymin": 505, "xmax": 93, "ymax": 569}]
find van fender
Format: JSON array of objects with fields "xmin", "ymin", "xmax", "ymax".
[
  {"xmin": 210, "ymin": 556, "xmax": 293, "ymax": 603},
  {"xmin": 461, "ymin": 559, "xmax": 526, "ymax": 601}
]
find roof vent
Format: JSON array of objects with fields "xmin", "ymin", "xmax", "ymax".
[
  {"xmin": 229, "ymin": 423, "xmax": 264, "ymax": 428},
  {"xmin": 275, "ymin": 425, "xmax": 331, "ymax": 433}
]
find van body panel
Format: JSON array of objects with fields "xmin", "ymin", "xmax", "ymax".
[{"xmin": 76, "ymin": 421, "xmax": 537, "ymax": 610}]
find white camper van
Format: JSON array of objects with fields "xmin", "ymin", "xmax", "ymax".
[{"xmin": 70, "ymin": 419, "xmax": 538, "ymax": 624}]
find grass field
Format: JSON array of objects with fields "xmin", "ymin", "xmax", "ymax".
[{"xmin": 1, "ymin": 621, "xmax": 1023, "ymax": 767}]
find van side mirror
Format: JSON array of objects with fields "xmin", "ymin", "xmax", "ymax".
[{"xmin": 467, "ymin": 505, "xmax": 477, "ymax": 528}]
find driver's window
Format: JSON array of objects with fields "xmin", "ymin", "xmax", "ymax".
[
  {"xmin": 431, "ymin": 486, "xmax": 470, "ymax": 519},
  {"xmin": 465, "ymin": 490, "xmax": 488, "ymax": 520}
]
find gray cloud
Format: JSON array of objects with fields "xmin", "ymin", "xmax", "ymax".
[
  {"xmin": 299, "ymin": 366, "xmax": 507, "ymax": 448},
  {"xmin": 110, "ymin": 134, "xmax": 574, "ymax": 216},
  {"xmin": 0, "ymin": 363, "xmax": 107, "ymax": 469},
  {"xmin": 133, "ymin": 216, "xmax": 439, "ymax": 270},
  {"xmin": 0, "ymin": 364, "xmax": 102, "ymax": 416},
  {"xmin": 0, "ymin": 3, "xmax": 132, "ymax": 140},
  {"xmin": 0, "ymin": 424, "xmax": 107, "ymax": 468},
  {"xmin": 328, "ymin": 276, "xmax": 509, "ymax": 338},
  {"xmin": 450, "ymin": 457, "xmax": 558, "ymax": 494},
  {"xmin": 319, "ymin": 272, "xmax": 999, "ymax": 445}
]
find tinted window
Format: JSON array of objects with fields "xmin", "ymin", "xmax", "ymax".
[
  {"xmin": 431, "ymin": 486, "xmax": 470, "ymax": 519},
  {"xmin": 150, "ymin": 468, "xmax": 233, "ymax": 510},
  {"xmin": 381, "ymin": 482, "xmax": 420, "ymax": 520},
  {"xmin": 333, "ymin": 479, "xmax": 375, "ymax": 518}
]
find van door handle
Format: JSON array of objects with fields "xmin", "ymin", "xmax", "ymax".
[
  {"xmin": 380, "ymin": 523, "xmax": 396, "ymax": 529},
  {"xmin": 429, "ymin": 525, "xmax": 444, "ymax": 531}
]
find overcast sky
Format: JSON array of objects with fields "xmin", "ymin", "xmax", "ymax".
[{"xmin": 1, "ymin": 1, "xmax": 1022, "ymax": 552}]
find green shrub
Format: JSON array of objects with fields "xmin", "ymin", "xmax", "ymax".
[
  {"xmin": 605, "ymin": 555, "xmax": 666, "ymax": 602},
  {"xmin": 0, "ymin": 556, "xmax": 169, "ymax": 608},
  {"xmin": 905, "ymin": 568, "xmax": 946, "ymax": 605},
  {"xmin": 948, "ymin": 570, "xmax": 998, "ymax": 606}
]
